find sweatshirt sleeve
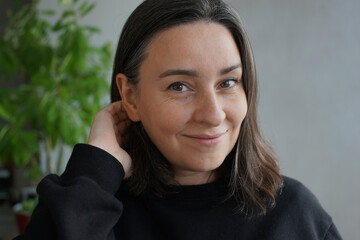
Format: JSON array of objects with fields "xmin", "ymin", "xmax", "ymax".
[
  {"xmin": 20, "ymin": 143, "xmax": 125, "ymax": 240},
  {"xmin": 324, "ymin": 223, "xmax": 343, "ymax": 240}
]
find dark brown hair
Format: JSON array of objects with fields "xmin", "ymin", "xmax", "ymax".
[{"xmin": 111, "ymin": 0, "xmax": 283, "ymax": 215}]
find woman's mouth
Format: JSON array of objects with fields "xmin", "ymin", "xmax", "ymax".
[{"xmin": 184, "ymin": 132, "xmax": 226, "ymax": 146}]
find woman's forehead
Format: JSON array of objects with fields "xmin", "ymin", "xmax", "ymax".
[{"xmin": 142, "ymin": 22, "xmax": 241, "ymax": 77}]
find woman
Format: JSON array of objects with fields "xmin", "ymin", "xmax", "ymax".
[{"xmin": 17, "ymin": 0, "xmax": 342, "ymax": 239}]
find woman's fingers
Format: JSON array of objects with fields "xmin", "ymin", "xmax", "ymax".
[
  {"xmin": 116, "ymin": 119, "xmax": 131, "ymax": 144},
  {"xmin": 107, "ymin": 101, "xmax": 131, "ymax": 124},
  {"xmin": 87, "ymin": 101, "xmax": 133, "ymax": 178}
]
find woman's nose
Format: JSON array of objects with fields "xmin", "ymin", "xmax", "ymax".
[{"xmin": 192, "ymin": 91, "xmax": 226, "ymax": 126}]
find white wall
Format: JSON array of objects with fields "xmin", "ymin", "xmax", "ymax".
[{"xmin": 39, "ymin": 1, "xmax": 360, "ymax": 239}]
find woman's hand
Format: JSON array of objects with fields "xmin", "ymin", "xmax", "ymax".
[{"xmin": 87, "ymin": 101, "xmax": 132, "ymax": 178}]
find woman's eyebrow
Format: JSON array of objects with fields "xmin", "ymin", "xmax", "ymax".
[
  {"xmin": 158, "ymin": 63, "xmax": 242, "ymax": 78},
  {"xmin": 219, "ymin": 63, "xmax": 242, "ymax": 75},
  {"xmin": 159, "ymin": 69, "xmax": 198, "ymax": 78}
]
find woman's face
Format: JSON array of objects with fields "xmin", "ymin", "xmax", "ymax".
[{"xmin": 125, "ymin": 22, "xmax": 247, "ymax": 185}]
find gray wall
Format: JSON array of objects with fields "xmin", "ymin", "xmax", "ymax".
[
  {"xmin": 38, "ymin": 1, "xmax": 360, "ymax": 239},
  {"xmin": 228, "ymin": 1, "xmax": 360, "ymax": 239}
]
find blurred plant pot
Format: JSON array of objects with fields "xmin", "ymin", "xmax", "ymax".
[
  {"xmin": 13, "ymin": 195, "xmax": 37, "ymax": 234},
  {"xmin": 13, "ymin": 203, "xmax": 30, "ymax": 234}
]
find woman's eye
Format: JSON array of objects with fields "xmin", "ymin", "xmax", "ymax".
[
  {"xmin": 219, "ymin": 79, "xmax": 238, "ymax": 89},
  {"xmin": 168, "ymin": 82, "xmax": 189, "ymax": 92}
]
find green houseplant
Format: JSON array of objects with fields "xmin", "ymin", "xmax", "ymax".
[{"xmin": 0, "ymin": 0, "xmax": 112, "ymax": 227}]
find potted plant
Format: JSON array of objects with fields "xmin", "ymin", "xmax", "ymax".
[
  {"xmin": 12, "ymin": 197, "xmax": 38, "ymax": 234},
  {"xmin": 0, "ymin": 0, "xmax": 112, "ymax": 232}
]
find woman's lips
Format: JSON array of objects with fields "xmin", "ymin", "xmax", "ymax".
[{"xmin": 184, "ymin": 132, "xmax": 226, "ymax": 146}]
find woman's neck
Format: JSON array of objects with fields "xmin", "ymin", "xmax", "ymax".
[{"xmin": 174, "ymin": 170, "xmax": 217, "ymax": 186}]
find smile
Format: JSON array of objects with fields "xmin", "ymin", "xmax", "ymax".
[{"xmin": 184, "ymin": 132, "xmax": 226, "ymax": 146}]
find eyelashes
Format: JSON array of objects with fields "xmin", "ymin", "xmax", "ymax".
[
  {"xmin": 167, "ymin": 78, "xmax": 241, "ymax": 93},
  {"xmin": 218, "ymin": 78, "xmax": 240, "ymax": 89},
  {"xmin": 167, "ymin": 82, "xmax": 189, "ymax": 92}
]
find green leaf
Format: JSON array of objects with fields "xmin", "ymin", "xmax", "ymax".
[
  {"xmin": 58, "ymin": 53, "xmax": 73, "ymax": 73},
  {"xmin": 47, "ymin": 105, "xmax": 57, "ymax": 126},
  {"xmin": 61, "ymin": 10, "xmax": 75, "ymax": 19},
  {"xmin": 20, "ymin": 197, "xmax": 38, "ymax": 214},
  {"xmin": 80, "ymin": 2, "xmax": 95, "ymax": 17},
  {"xmin": 22, "ymin": 132, "xmax": 38, "ymax": 153},
  {"xmin": 31, "ymin": 72, "xmax": 51, "ymax": 87},
  {"xmin": 0, "ymin": 105, "xmax": 11, "ymax": 121},
  {"xmin": 50, "ymin": 132, "xmax": 58, "ymax": 149},
  {"xmin": 52, "ymin": 19, "xmax": 64, "ymax": 31},
  {"xmin": 14, "ymin": 114, "xmax": 28, "ymax": 129},
  {"xmin": 84, "ymin": 26, "xmax": 100, "ymax": 34},
  {"xmin": 13, "ymin": 5, "xmax": 30, "ymax": 21},
  {"xmin": 0, "ymin": 126, "xmax": 10, "ymax": 147},
  {"xmin": 78, "ymin": 2, "xmax": 88, "ymax": 12},
  {"xmin": 59, "ymin": 86, "xmax": 68, "ymax": 100},
  {"xmin": 30, "ymin": 166, "xmax": 42, "ymax": 182},
  {"xmin": 13, "ymin": 154, "xmax": 21, "ymax": 166},
  {"xmin": 0, "ymin": 47, "xmax": 20, "ymax": 79},
  {"xmin": 41, "ymin": 10, "xmax": 56, "ymax": 16},
  {"xmin": 59, "ymin": 0, "xmax": 73, "ymax": 7}
]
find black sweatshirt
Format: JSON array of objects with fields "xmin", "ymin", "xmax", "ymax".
[{"xmin": 17, "ymin": 144, "xmax": 342, "ymax": 240}]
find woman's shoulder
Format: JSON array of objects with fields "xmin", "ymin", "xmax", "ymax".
[
  {"xmin": 263, "ymin": 175, "xmax": 342, "ymax": 239},
  {"xmin": 275, "ymin": 175, "xmax": 328, "ymax": 215},
  {"xmin": 280, "ymin": 176, "xmax": 317, "ymax": 200},
  {"xmin": 278, "ymin": 176, "xmax": 324, "ymax": 209}
]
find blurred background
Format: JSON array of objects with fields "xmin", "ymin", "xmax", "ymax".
[{"xmin": 0, "ymin": 0, "xmax": 359, "ymax": 239}]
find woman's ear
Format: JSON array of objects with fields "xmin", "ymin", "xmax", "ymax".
[{"xmin": 116, "ymin": 73, "xmax": 141, "ymax": 122}]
